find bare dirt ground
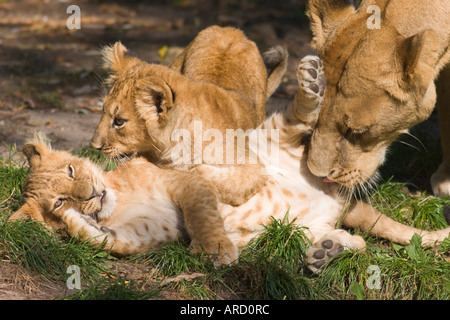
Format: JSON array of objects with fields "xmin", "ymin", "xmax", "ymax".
[{"xmin": 0, "ymin": 0, "xmax": 314, "ymax": 299}]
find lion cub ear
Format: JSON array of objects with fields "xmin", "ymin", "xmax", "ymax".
[
  {"xmin": 102, "ymin": 42, "xmax": 142, "ymax": 83},
  {"xmin": 22, "ymin": 141, "xmax": 50, "ymax": 170},
  {"xmin": 136, "ymin": 77, "xmax": 174, "ymax": 124}
]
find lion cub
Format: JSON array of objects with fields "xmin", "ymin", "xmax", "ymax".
[
  {"xmin": 91, "ymin": 26, "xmax": 288, "ymax": 206},
  {"xmin": 10, "ymin": 136, "xmax": 238, "ymax": 268}
]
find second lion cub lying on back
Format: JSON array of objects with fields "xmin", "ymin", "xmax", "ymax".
[{"xmin": 91, "ymin": 26, "xmax": 288, "ymax": 206}]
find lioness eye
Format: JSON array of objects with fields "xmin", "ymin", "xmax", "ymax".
[
  {"xmin": 346, "ymin": 127, "xmax": 368, "ymax": 137},
  {"xmin": 113, "ymin": 118, "xmax": 127, "ymax": 128},
  {"xmin": 54, "ymin": 199, "xmax": 64, "ymax": 210},
  {"xmin": 68, "ymin": 165, "xmax": 75, "ymax": 178}
]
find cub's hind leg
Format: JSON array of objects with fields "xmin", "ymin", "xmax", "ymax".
[
  {"xmin": 343, "ymin": 201, "xmax": 450, "ymax": 247},
  {"xmin": 306, "ymin": 229, "xmax": 366, "ymax": 273},
  {"xmin": 291, "ymin": 55, "xmax": 326, "ymax": 125}
]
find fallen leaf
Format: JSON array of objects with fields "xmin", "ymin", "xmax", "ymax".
[{"xmin": 158, "ymin": 45, "xmax": 169, "ymax": 63}]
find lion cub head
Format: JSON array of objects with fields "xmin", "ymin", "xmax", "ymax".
[
  {"xmin": 305, "ymin": 0, "xmax": 444, "ymax": 188},
  {"xmin": 92, "ymin": 42, "xmax": 174, "ymax": 163},
  {"xmin": 10, "ymin": 137, "xmax": 114, "ymax": 229}
]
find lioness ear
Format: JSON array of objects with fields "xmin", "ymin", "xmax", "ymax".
[
  {"xmin": 9, "ymin": 199, "xmax": 44, "ymax": 223},
  {"xmin": 136, "ymin": 77, "xmax": 174, "ymax": 125},
  {"xmin": 101, "ymin": 42, "xmax": 142, "ymax": 82},
  {"xmin": 22, "ymin": 142, "xmax": 50, "ymax": 170},
  {"xmin": 307, "ymin": 0, "xmax": 356, "ymax": 52},
  {"xmin": 400, "ymin": 30, "xmax": 440, "ymax": 95}
]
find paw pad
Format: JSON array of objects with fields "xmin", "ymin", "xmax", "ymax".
[
  {"xmin": 307, "ymin": 239, "xmax": 344, "ymax": 273},
  {"xmin": 297, "ymin": 56, "xmax": 326, "ymax": 98}
]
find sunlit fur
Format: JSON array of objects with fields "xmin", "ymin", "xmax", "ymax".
[
  {"xmin": 10, "ymin": 138, "xmax": 238, "ymax": 268},
  {"xmin": 91, "ymin": 26, "xmax": 288, "ymax": 206},
  {"xmin": 306, "ymin": 0, "xmax": 450, "ymax": 196},
  {"xmin": 11, "ymin": 56, "xmax": 450, "ymax": 273}
]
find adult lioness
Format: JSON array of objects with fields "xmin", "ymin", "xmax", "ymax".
[
  {"xmin": 92, "ymin": 26, "xmax": 288, "ymax": 205},
  {"xmin": 305, "ymin": 0, "xmax": 450, "ymax": 195}
]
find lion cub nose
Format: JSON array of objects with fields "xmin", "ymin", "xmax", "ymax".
[
  {"xmin": 89, "ymin": 186, "xmax": 104, "ymax": 200},
  {"xmin": 91, "ymin": 138, "xmax": 104, "ymax": 151}
]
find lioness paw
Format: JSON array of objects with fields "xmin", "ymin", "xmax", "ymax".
[
  {"xmin": 431, "ymin": 163, "xmax": 450, "ymax": 196},
  {"xmin": 297, "ymin": 55, "xmax": 326, "ymax": 107}
]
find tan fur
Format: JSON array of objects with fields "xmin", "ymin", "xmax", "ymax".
[
  {"xmin": 305, "ymin": 0, "xmax": 450, "ymax": 195},
  {"xmin": 92, "ymin": 26, "xmax": 288, "ymax": 206},
  {"xmin": 12, "ymin": 56, "xmax": 450, "ymax": 273},
  {"xmin": 10, "ymin": 136, "xmax": 238, "ymax": 268}
]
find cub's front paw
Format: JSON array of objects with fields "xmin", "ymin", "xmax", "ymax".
[
  {"xmin": 191, "ymin": 238, "xmax": 239, "ymax": 269},
  {"xmin": 214, "ymin": 239, "xmax": 239, "ymax": 268},
  {"xmin": 297, "ymin": 55, "xmax": 326, "ymax": 108},
  {"xmin": 306, "ymin": 238, "xmax": 344, "ymax": 273}
]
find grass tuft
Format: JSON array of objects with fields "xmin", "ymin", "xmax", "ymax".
[
  {"xmin": 221, "ymin": 215, "xmax": 324, "ymax": 300},
  {"xmin": 66, "ymin": 278, "xmax": 160, "ymax": 300},
  {"xmin": 0, "ymin": 217, "xmax": 109, "ymax": 284}
]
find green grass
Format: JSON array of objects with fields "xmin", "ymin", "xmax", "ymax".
[
  {"xmin": 0, "ymin": 217, "xmax": 109, "ymax": 283},
  {"xmin": 0, "ymin": 141, "xmax": 449, "ymax": 300},
  {"xmin": 315, "ymin": 234, "xmax": 450, "ymax": 300},
  {"xmin": 66, "ymin": 278, "xmax": 160, "ymax": 300}
]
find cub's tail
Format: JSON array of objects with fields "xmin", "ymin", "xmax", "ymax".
[{"xmin": 263, "ymin": 45, "xmax": 289, "ymax": 99}]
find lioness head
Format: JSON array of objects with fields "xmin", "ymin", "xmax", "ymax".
[
  {"xmin": 92, "ymin": 42, "xmax": 175, "ymax": 163},
  {"xmin": 306, "ymin": 0, "xmax": 443, "ymax": 188},
  {"xmin": 10, "ymin": 137, "xmax": 114, "ymax": 229}
]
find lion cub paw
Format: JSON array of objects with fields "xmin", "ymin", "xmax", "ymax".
[
  {"xmin": 306, "ymin": 238, "xmax": 344, "ymax": 273},
  {"xmin": 297, "ymin": 55, "xmax": 326, "ymax": 110},
  {"xmin": 191, "ymin": 238, "xmax": 239, "ymax": 269}
]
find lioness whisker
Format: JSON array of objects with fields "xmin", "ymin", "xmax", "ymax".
[
  {"xmin": 404, "ymin": 132, "xmax": 428, "ymax": 153},
  {"xmin": 396, "ymin": 140, "xmax": 422, "ymax": 152}
]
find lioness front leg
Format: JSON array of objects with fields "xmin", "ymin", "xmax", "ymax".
[{"xmin": 431, "ymin": 64, "xmax": 450, "ymax": 196}]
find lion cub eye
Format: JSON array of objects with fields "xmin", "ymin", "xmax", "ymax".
[
  {"xmin": 113, "ymin": 117, "xmax": 127, "ymax": 128},
  {"xmin": 68, "ymin": 165, "xmax": 75, "ymax": 178},
  {"xmin": 54, "ymin": 199, "xmax": 65, "ymax": 211}
]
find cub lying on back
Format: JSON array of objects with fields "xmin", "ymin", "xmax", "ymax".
[
  {"xmin": 11, "ymin": 56, "xmax": 450, "ymax": 273},
  {"xmin": 91, "ymin": 25, "xmax": 288, "ymax": 206},
  {"xmin": 10, "ymin": 137, "xmax": 238, "ymax": 268}
]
